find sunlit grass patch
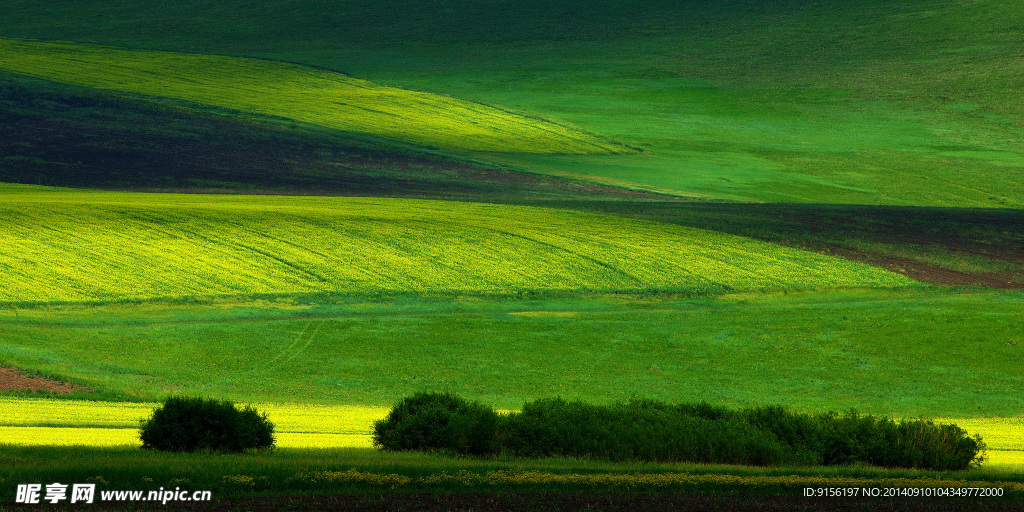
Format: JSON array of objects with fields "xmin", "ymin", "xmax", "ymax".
[
  {"xmin": 0, "ymin": 37, "xmax": 629, "ymax": 154},
  {"xmin": 0, "ymin": 190, "xmax": 914, "ymax": 303}
]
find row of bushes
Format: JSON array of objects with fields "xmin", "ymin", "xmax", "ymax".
[{"xmin": 372, "ymin": 393, "xmax": 984, "ymax": 471}]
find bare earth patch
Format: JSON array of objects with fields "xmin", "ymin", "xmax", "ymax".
[{"xmin": 0, "ymin": 367, "xmax": 86, "ymax": 394}]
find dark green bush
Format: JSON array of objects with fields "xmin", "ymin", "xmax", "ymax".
[
  {"xmin": 743, "ymin": 407, "xmax": 985, "ymax": 470},
  {"xmin": 500, "ymin": 398, "xmax": 795, "ymax": 465},
  {"xmin": 375, "ymin": 393, "xmax": 984, "ymax": 470},
  {"xmin": 372, "ymin": 392, "xmax": 499, "ymax": 456},
  {"xmin": 139, "ymin": 396, "xmax": 274, "ymax": 453}
]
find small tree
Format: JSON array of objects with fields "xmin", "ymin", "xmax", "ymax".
[{"xmin": 140, "ymin": 396, "xmax": 274, "ymax": 453}]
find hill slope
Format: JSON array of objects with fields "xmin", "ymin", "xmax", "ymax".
[
  {"xmin": 6, "ymin": 0, "xmax": 1019, "ymax": 205},
  {"xmin": 0, "ymin": 38, "xmax": 629, "ymax": 154},
  {"xmin": 0, "ymin": 72, "xmax": 654, "ymax": 200},
  {"xmin": 0, "ymin": 188, "xmax": 913, "ymax": 303}
]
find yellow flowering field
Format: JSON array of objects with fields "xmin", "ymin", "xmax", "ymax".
[
  {"xmin": 0, "ymin": 398, "xmax": 386, "ymax": 435},
  {"xmin": 0, "ymin": 426, "xmax": 373, "ymax": 448},
  {"xmin": 0, "ymin": 37, "xmax": 628, "ymax": 154},
  {"xmin": 984, "ymin": 450, "xmax": 1024, "ymax": 470},
  {"xmin": 0, "ymin": 189, "xmax": 914, "ymax": 303},
  {"xmin": 0, "ymin": 426, "xmax": 137, "ymax": 447},
  {"xmin": 0, "ymin": 398, "xmax": 381, "ymax": 448},
  {"xmin": 936, "ymin": 418, "xmax": 1024, "ymax": 451}
]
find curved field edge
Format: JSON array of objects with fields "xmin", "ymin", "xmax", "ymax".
[
  {"xmin": 0, "ymin": 189, "xmax": 914, "ymax": 303},
  {"xmin": 0, "ymin": 37, "xmax": 631, "ymax": 154}
]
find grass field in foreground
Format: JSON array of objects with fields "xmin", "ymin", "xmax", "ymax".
[
  {"xmin": 0, "ymin": 187, "xmax": 912, "ymax": 303},
  {"xmin": 1, "ymin": 288, "xmax": 1021, "ymax": 416},
  {"xmin": 0, "ymin": 38, "xmax": 629, "ymax": 155}
]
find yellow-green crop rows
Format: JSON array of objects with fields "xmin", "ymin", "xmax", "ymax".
[
  {"xmin": 0, "ymin": 188, "xmax": 914, "ymax": 303},
  {"xmin": 0, "ymin": 37, "xmax": 628, "ymax": 154}
]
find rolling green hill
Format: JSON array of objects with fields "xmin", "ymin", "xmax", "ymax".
[
  {"xmin": 0, "ymin": 187, "xmax": 912, "ymax": 303},
  {"xmin": 0, "ymin": 72, "xmax": 653, "ymax": 200},
  {"xmin": 0, "ymin": 38, "xmax": 629, "ymax": 154},
  {"xmin": 5, "ymin": 71, "xmax": 1022, "ymax": 290},
  {"xmin": 2, "ymin": 1, "xmax": 1022, "ymax": 205}
]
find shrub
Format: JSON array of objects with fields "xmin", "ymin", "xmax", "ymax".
[
  {"xmin": 139, "ymin": 396, "xmax": 274, "ymax": 453},
  {"xmin": 743, "ymin": 407, "xmax": 985, "ymax": 470},
  {"xmin": 372, "ymin": 392, "xmax": 499, "ymax": 456},
  {"xmin": 500, "ymin": 398, "xmax": 796, "ymax": 465},
  {"xmin": 375, "ymin": 393, "xmax": 984, "ymax": 470}
]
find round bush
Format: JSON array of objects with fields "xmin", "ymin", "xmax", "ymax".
[
  {"xmin": 139, "ymin": 396, "xmax": 275, "ymax": 453},
  {"xmin": 372, "ymin": 392, "xmax": 498, "ymax": 456}
]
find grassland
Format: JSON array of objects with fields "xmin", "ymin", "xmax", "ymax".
[
  {"xmin": 0, "ymin": 187, "xmax": 912, "ymax": 303},
  {"xmin": 2, "ymin": 288, "xmax": 1021, "ymax": 417},
  {"xmin": 0, "ymin": 38, "xmax": 630, "ymax": 155},
  {"xmin": 1, "ymin": 1, "xmax": 1022, "ymax": 504},
  {"xmin": 2, "ymin": 1, "xmax": 1022, "ymax": 206}
]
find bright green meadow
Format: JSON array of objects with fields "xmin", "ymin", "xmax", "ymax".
[{"xmin": 1, "ymin": 288, "xmax": 1021, "ymax": 417}]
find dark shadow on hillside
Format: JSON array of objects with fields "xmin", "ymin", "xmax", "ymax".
[
  {"xmin": 0, "ymin": 73, "xmax": 661, "ymax": 202},
  {"xmin": 529, "ymin": 200, "xmax": 1024, "ymax": 289}
]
